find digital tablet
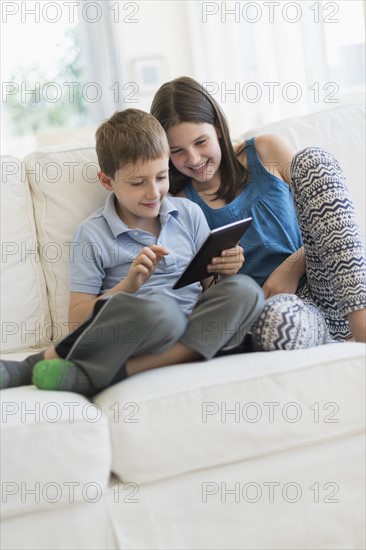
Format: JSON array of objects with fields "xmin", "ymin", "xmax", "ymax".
[{"xmin": 173, "ymin": 217, "xmax": 252, "ymax": 289}]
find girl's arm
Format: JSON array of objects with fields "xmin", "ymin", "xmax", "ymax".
[
  {"xmin": 250, "ymin": 133, "xmax": 295, "ymax": 183},
  {"xmin": 262, "ymin": 246, "xmax": 306, "ymax": 298},
  {"xmin": 253, "ymin": 134, "xmax": 306, "ymax": 296}
]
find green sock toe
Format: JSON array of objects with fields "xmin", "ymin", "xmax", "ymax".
[{"xmin": 32, "ymin": 359, "xmax": 75, "ymax": 390}]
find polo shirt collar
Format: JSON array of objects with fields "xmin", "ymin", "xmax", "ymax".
[
  {"xmin": 159, "ymin": 196, "xmax": 179, "ymax": 223},
  {"xmin": 103, "ymin": 192, "xmax": 179, "ymax": 238}
]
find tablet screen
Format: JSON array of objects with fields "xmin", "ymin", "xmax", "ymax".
[{"xmin": 173, "ymin": 217, "xmax": 252, "ymax": 289}]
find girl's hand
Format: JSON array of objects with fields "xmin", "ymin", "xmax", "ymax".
[
  {"xmin": 262, "ymin": 267, "xmax": 299, "ymax": 298},
  {"xmin": 123, "ymin": 245, "xmax": 169, "ymax": 293},
  {"xmin": 207, "ymin": 245, "xmax": 244, "ymax": 276}
]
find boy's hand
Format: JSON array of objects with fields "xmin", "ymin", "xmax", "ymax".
[
  {"xmin": 123, "ymin": 245, "xmax": 169, "ymax": 293},
  {"xmin": 207, "ymin": 245, "xmax": 244, "ymax": 276}
]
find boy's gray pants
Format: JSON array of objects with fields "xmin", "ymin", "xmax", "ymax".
[{"xmin": 55, "ymin": 275, "xmax": 264, "ymax": 391}]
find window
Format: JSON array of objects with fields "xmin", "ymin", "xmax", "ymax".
[
  {"xmin": 189, "ymin": 0, "xmax": 365, "ymax": 135},
  {"xmin": 1, "ymin": 0, "xmax": 364, "ymax": 155},
  {"xmin": 1, "ymin": 1, "xmax": 122, "ymax": 156},
  {"xmin": 1, "ymin": 4, "xmax": 91, "ymax": 156}
]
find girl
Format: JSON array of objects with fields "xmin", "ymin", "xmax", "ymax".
[{"xmin": 150, "ymin": 76, "xmax": 366, "ymax": 349}]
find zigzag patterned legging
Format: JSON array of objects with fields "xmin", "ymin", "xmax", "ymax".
[{"xmin": 251, "ymin": 147, "xmax": 366, "ymax": 351}]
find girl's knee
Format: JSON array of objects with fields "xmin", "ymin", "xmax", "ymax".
[
  {"xmin": 251, "ymin": 293, "xmax": 320, "ymax": 351},
  {"xmin": 291, "ymin": 146, "xmax": 340, "ymax": 180},
  {"xmin": 258, "ymin": 293, "xmax": 305, "ymax": 323},
  {"xmin": 257, "ymin": 294, "xmax": 334, "ymax": 350}
]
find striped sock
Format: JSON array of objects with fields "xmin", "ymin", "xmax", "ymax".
[{"xmin": 0, "ymin": 351, "xmax": 45, "ymax": 389}]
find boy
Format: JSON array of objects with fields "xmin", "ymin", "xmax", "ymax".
[{"xmin": 1, "ymin": 109, "xmax": 264, "ymax": 396}]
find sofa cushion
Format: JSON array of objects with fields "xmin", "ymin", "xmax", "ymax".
[
  {"xmin": 24, "ymin": 143, "xmax": 109, "ymax": 341},
  {"xmin": 243, "ymin": 103, "xmax": 365, "ymax": 241},
  {"xmin": 95, "ymin": 343, "xmax": 365, "ymax": 485},
  {"xmin": 0, "ymin": 386, "xmax": 112, "ymax": 519},
  {"xmin": 0, "ymin": 156, "xmax": 51, "ymax": 352},
  {"xmin": 107, "ymin": 434, "xmax": 365, "ymax": 550}
]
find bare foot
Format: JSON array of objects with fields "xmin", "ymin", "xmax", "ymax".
[
  {"xmin": 126, "ymin": 343, "xmax": 201, "ymax": 377},
  {"xmin": 347, "ymin": 308, "xmax": 366, "ymax": 343},
  {"xmin": 44, "ymin": 347, "xmax": 60, "ymax": 360}
]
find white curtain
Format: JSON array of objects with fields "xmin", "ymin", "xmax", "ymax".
[{"xmin": 185, "ymin": 0, "xmax": 365, "ymax": 136}]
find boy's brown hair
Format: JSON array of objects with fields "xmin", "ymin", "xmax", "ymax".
[{"xmin": 95, "ymin": 108, "xmax": 169, "ymax": 179}]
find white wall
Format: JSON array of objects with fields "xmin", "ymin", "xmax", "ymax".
[
  {"xmin": 110, "ymin": 0, "xmax": 365, "ymax": 139},
  {"xmin": 112, "ymin": 1, "xmax": 195, "ymax": 113},
  {"xmin": 1, "ymin": 0, "xmax": 365, "ymax": 155}
]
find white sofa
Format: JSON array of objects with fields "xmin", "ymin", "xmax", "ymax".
[{"xmin": 1, "ymin": 104, "xmax": 365, "ymax": 550}]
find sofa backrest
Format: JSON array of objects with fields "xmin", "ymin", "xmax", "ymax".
[
  {"xmin": 1, "ymin": 157, "xmax": 51, "ymax": 351},
  {"xmin": 1, "ymin": 104, "xmax": 365, "ymax": 350},
  {"xmin": 1, "ymin": 145, "xmax": 109, "ymax": 350},
  {"xmin": 23, "ymin": 143, "xmax": 109, "ymax": 342},
  {"xmin": 243, "ymin": 103, "xmax": 365, "ymax": 241}
]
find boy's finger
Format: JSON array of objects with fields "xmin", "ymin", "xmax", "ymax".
[
  {"xmin": 150, "ymin": 245, "xmax": 169, "ymax": 255},
  {"xmin": 134, "ymin": 253, "xmax": 157, "ymax": 270},
  {"xmin": 134, "ymin": 264, "xmax": 149, "ymax": 276},
  {"xmin": 220, "ymin": 247, "xmax": 237, "ymax": 255},
  {"xmin": 210, "ymin": 253, "xmax": 244, "ymax": 265},
  {"xmin": 208, "ymin": 263, "xmax": 241, "ymax": 272},
  {"xmin": 139, "ymin": 247, "xmax": 158, "ymax": 260},
  {"xmin": 220, "ymin": 245, "xmax": 243, "ymax": 256}
]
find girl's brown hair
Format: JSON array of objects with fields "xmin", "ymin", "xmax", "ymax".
[{"xmin": 150, "ymin": 76, "xmax": 249, "ymax": 202}]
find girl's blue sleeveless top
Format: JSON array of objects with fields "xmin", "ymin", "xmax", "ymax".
[{"xmin": 184, "ymin": 137, "xmax": 303, "ymax": 286}]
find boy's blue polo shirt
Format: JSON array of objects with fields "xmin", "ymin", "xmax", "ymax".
[{"xmin": 69, "ymin": 193, "xmax": 210, "ymax": 315}]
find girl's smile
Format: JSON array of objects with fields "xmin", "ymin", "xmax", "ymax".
[
  {"xmin": 167, "ymin": 122, "xmax": 222, "ymax": 190},
  {"xmin": 189, "ymin": 159, "xmax": 209, "ymax": 173}
]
